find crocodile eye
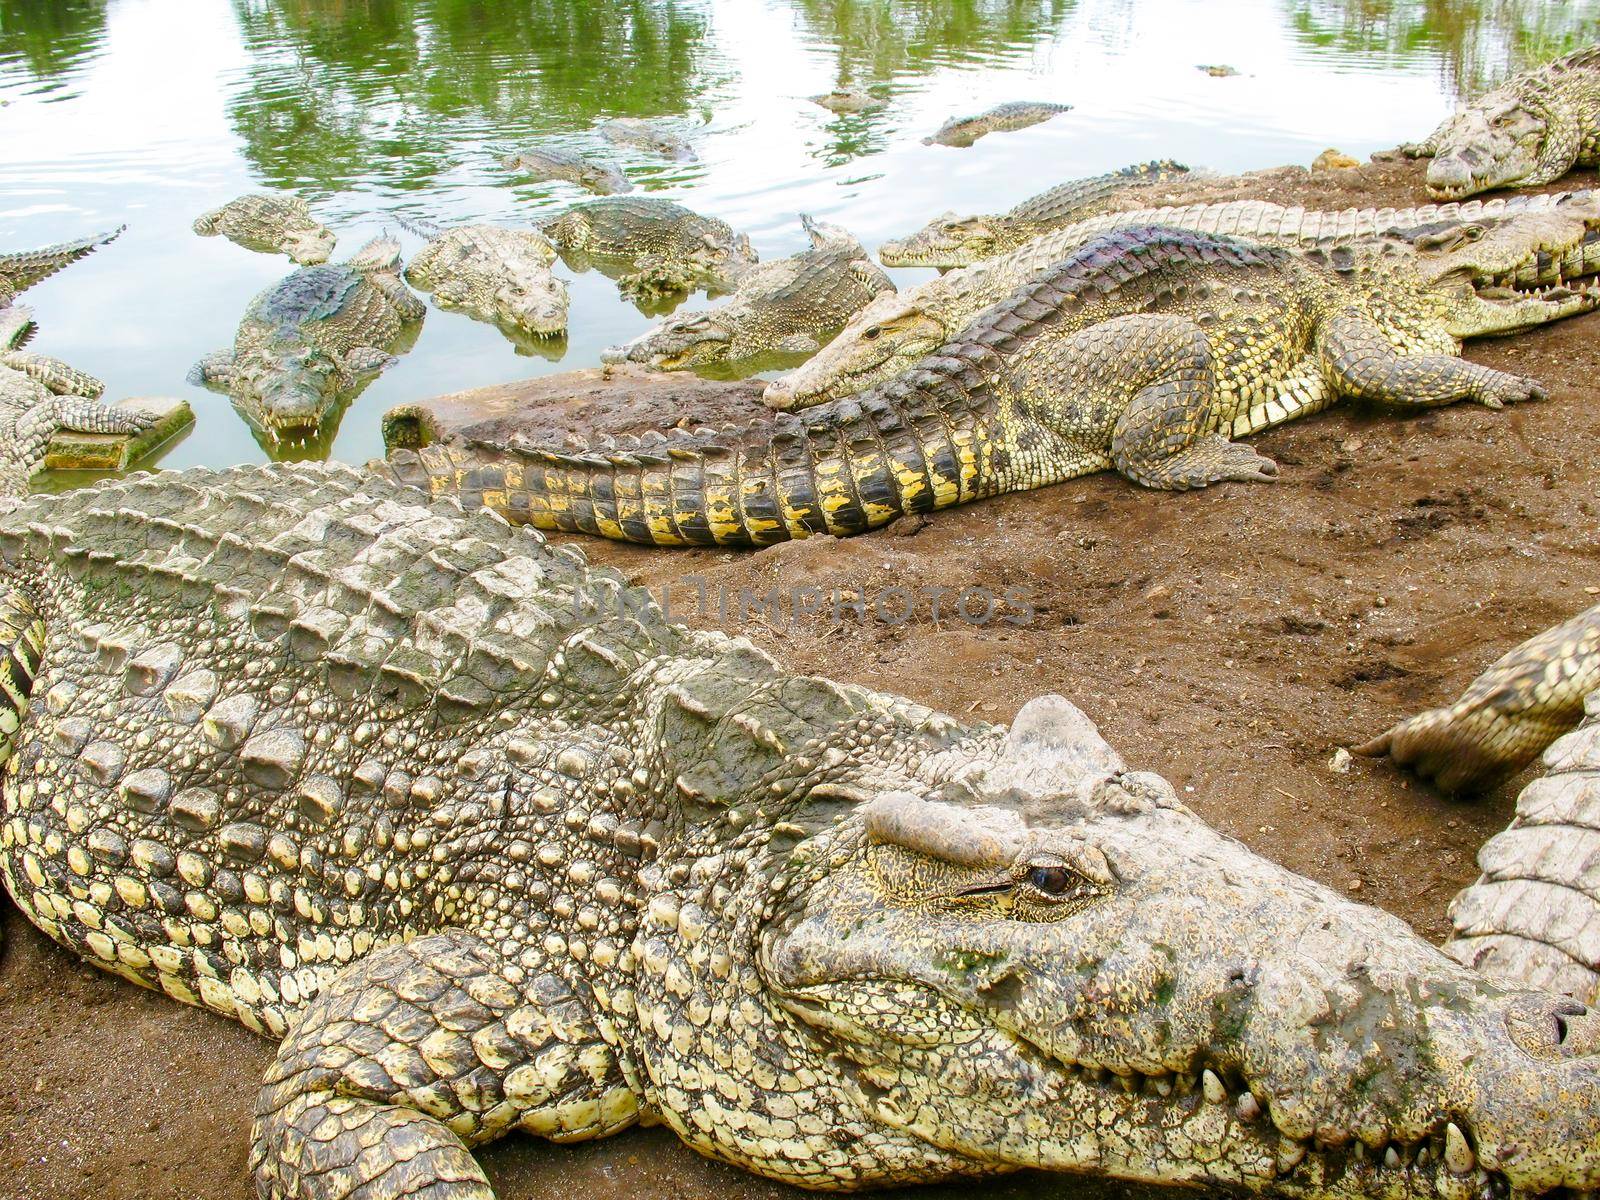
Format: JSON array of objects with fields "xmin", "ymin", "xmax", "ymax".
[
  {"xmin": 1028, "ymin": 865, "xmax": 1075, "ymax": 896},
  {"xmin": 863, "ymin": 325, "xmax": 882, "ymax": 340}
]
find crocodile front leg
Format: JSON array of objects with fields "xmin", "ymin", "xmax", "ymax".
[
  {"xmin": 252, "ymin": 931, "xmax": 638, "ymax": 1200},
  {"xmin": 1319, "ymin": 311, "xmax": 1547, "ymax": 409}
]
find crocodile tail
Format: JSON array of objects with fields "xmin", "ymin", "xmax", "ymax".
[
  {"xmin": 0, "ymin": 305, "xmax": 36, "ymax": 352},
  {"xmin": 393, "ymin": 213, "xmax": 445, "ymax": 242},
  {"xmin": 0, "ymin": 226, "xmax": 125, "ymax": 294},
  {"xmin": 345, "ymin": 234, "xmax": 404, "ymax": 273},
  {"xmin": 376, "ymin": 358, "xmax": 993, "ymax": 547},
  {"xmin": 0, "ymin": 588, "xmax": 45, "ymax": 770}
]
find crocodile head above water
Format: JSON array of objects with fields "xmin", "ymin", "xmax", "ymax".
[
  {"xmin": 879, "ymin": 210, "xmax": 1009, "ymax": 267},
  {"xmin": 236, "ymin": 341, "xmax": 346, "ymax": 439},
  {"xmin": 705, "ymin": 695, "xmax": 1600, "ymax": 1195},
  {"xmin": 766, "ymin": 202, "xmax": 1600, "ymax": 409},
  {"xmin": 603, "ymin": 309, "xmax": 732, "ymax": 369}
]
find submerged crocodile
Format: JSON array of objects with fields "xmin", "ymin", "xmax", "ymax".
[
  {"xmin": 502, "ymin": 145, "xmax": 632, "ymax": 195},
  {"xmin": 601, "ymin": 215, "xmax": 894, "ymax": 374},
  {"xmin": 193, "ymin": 195, "xmax": 338, "ymax": 266},
  {"xmin": 809, "ymin": 87, "xmax": 883, "ymax": 114},
  {"xmin": 399, "ymin": 217, "xmax": 569, "ymax": 339},
  {"xmin": 1353, "ymin": 605, "xmax": 1600, "ymax": 1003},
  {"xmin": 767, "ymin": 189, "xmax": 1600, "ymax": 409},
  {"xmin": 598, "ymin": 117, "xmax": 697, "ymax": 162},
  {"xmin": 190, "ymin": 237, "xmax": 425, "ymax": 446},
  {"xmin": 382, "ymin": 226, "xmax": 1567, "ymax": 548},
  {"xmin": 879, "ymin": 160, "xmax": 1192, "ymax": 268},
  {"xmin": 538, "ymin": 197, "xmax": 757, "ymax": 302},
  {"xmin": 1403, "ymin": 44, "xmax": 1600, "ymax": 198},
  {"xmin": 922, "ymin": 101, "xmax": 1072, "ymax": 147},
  {"xmin": 0, "ymin": 225, "xmax": 124, "ymax": 310},
  {"xmin": 0, "ymin": 320, "xmax": 156, "ymax": 494},
  {"xmin": 5, "ymin": 461, "xmax": 1600, "ymax": 1200}
]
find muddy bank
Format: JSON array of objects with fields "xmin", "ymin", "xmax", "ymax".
[{"xmin": 4, "ymin": 155, "xmax": 1600, "ymax": 1199}]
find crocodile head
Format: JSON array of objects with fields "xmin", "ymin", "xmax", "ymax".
[
  {"xmin": 762, "ymin": 289, "xmax": 945, "ymax": 408},
  {"xmin": 283, "ymin": 222, "xmax": 337, "ymax": 267},
  {"xmin": 237, "ymin": 343, "xmax": 344, "ymax": 441},
  {"xmin": 879, "ymin": 212, "xmax": 1009, "ymax": 268},
  {"xmin": 641, "ymin": 695, "xmax": 1600, "ymax": 1193},
  {"xmin": 603, "ymin": 309, "xmax": 731, "ymax": 369},
  {"xmin": 490, "ymin": 271, "xmax": 569, "ymax": 337},
  {"xmin": 1426, "ymin": 79, "xmax": 1577, "ymax": 199},
  {"xmin": 692, "ymin": 229, "xmax": 759, "ymax": 286}
]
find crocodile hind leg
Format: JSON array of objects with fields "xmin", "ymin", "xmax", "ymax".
[
  {"xmin": 1354, "ymin": 603, "xmax": 1600, "ymax": 793},
  {"xmin": 1319, "ymin": 313, "xmax": 1547, "ymax": 409},
  {"xmin": 252, "ymin": 930, "xmax": 638, "ymax": 1200}
]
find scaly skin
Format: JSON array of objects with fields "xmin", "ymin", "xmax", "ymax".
[
  {"xmin": 921, "ymin": 100, "xmax": 1072, "ymax": 147},
  {"xmin": 1403, "ymin": 45, "xmax": 1600, "ymax": 198},
  {"xmin": 401, "ymin": 221, "xmax": 569, "ymax": 339},
  {"xmin": 598, "ymin": 117, "xmax": 697, "ymax": 162},
  {"xmin": 193, "ymin": 195, "xmax": 337, "ymax": 266},
  {"xmin": 5, "ymin": 462, "xmax": 1600, "ymax": 1200},
  {"xmin": 766, "ymin": 190, "xmax": 1600, "ymax": 409},
  {"xmin": 0, "ymin": 226, "xmax": 124, "ymax": 309},
  {"xmin": 879, "ymin": 161, "xmax": 1192, "ymax": 268},
  {"xmin": 379, "ymin": 226, "xmax": 1566, "ymax": 548},
  {"xmin": 539, "ymin": 197, "xmax": 757, "ymax": 301},
  {"xmin": 1353, "ymin": 606, "xmax": 1600, "ymax": 1001},
  {"xmin": 809, "ymin": 88, "xmax": 883, "ymax": 113},
  {"xmin": 190, "ymin": 238, "xmax": 425, "ymax": 446},
  {"xmin": 502, "ymin": 146, "xmax": 632, "ymax": 195},
  {"xmin": 602, "ymin": 216, "xmax": 894, "ymax": 373}
]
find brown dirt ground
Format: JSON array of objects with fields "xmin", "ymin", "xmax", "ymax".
[{"xmin": 4, "ymin": 156, "xmax": 1600, "ymax": 1200}]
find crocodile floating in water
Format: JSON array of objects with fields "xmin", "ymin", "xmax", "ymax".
[
  {"xmin": 538, "ymin": 196, "xmax": 757, "ymax": 302},
  {"xmin": 922, "ymin": 100, "xmax": 1072, "ymax": 147},
  {"xmin": 193, "ymin": 195, "xmax": 338, "ymax": 266},
  {"xmin": 1353, "ymin": 605, "xmax": 1600, "ymax": 1003},
  {"xmin": 879, "ymin": 161, "xmax": 1192, "ymax": 268},
  {"xmin": 0, "ymin": 226, "xmax": 125, "ymax": 311},
  {"xmin": 598, "ymin": 117, "xmax": 697, "ymax": 162},
  {"xmin": 601, "ymin": 215, "xmax": 894, "ymax": 375},
  {"xmin": 501, "ymin": 145, "xmax": 633, "ymax": 195},
  {"xmin": 399, "ymin": 217, "xmax": 569, "ymax": 340},
  {"xmin": 190, "ymin": 237, "xmax": 425, "ymax": 448},
  {"xmin": 767, "ymin": 190, "xmax": 1600, "ymax": 409},
  {"xmin": 5, "ymin": 461, "xmax": 1600, "ymax": 1200},
  {"xmin": 808, "ymin": 87, "xmax": 883, "ymax": 114},
  {"xmin": 382, "ymin": 225, "xmax": 1570, "ymax": 548},
  {"xmin": 1402, "ymin": 44, "xmax": 1600, "ymax": 198}
]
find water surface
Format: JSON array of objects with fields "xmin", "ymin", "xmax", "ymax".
[{"xmin": 2, "ymin": 0, "xmax": 1596, "ymax": 473}]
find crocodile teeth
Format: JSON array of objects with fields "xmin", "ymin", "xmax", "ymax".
[
  {"xmin": 1444, "ymin": 1122, "xmax": 1476, "ymax": 1175},
  {"xmin": 1385, "ymin": 1146, "xmax": 1401, "ymax": 1170},
  {"xmin": 1235, "ymin": 1092, "xmax": 1262, "ymax": 1122},
  {"xmin": 1202, "ymin": 1069, "xmax": 1227, "ymax": 1104}
]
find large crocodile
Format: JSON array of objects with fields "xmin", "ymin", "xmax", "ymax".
[
  {"xmin": 193, "ymin": 195, "xmax": 338, "ymax": 266},
  {"xmin": 191, "ymin": 237, "xmax": 425, "ymax": 447},
  {"xmin": 400, "ymin": 218, "xmax": 569, "ymax": 340},
  {"xmin": 0, "ymin": 225, "xmax": 125, "ymax": 310},
  {"xmin": 879, "ymin": 160, "xmax": 1192, "ymax": 268},
  {"xmin": 4, "ymin": 461, "xmax": 1600, "ymax": 1200},
  {"xmin": 766, "ymin": 190, "xmax": 1600, "ymax": 409},
  {"xmin": 502, "ymin": 146, "xmax": 633, "ymax": 195},
  {"xmin": 381, "ymin": 226, "xmax": 1568, "ymax": 548},
  {"xmin": 1402, "ymin": 44, "xmax": 1600, "ymax": 199},
  {"xmin": 538, "ymin": 197, "xmax": 757, "ymax": 302},
  {"xmin": 1353, "ymin": 605, "xmax": 1600, "ymax": 1003},
  {"xmin": 922, "ymin": 100, "xmax": 1072, "ymax": 147},
  {"xmin": 601, "ymin": 215, "xmax": 894, "ymax": 374}
]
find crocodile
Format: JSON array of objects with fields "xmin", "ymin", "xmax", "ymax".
[
  {"xmin": 809, "ymin": 87, "xmax": 883, "ymax": 114},
  {"xmin": 921, "ymin": 101, "xmax": 1072, "ymax": 147},
  {"xmin": 193, "ymin": 195, "xmax": 338, "ymax": 266},
  {"xmin": 502, "ymin": 146, "xmax": 632, "ymax": 195},
  {"xmin": 399, "ymin": 217, "xmax": 569, "ymax": 340},
  {"xmin": 381, "ymin": 225, "xmax": 1568, "ymax": 548},
  {"xmin": 0, "ymin": 225, "xmax": 124, "ymax": 310},
  {"xmin": 6, "ymin": 460, "xmax": 1600, "ymax": 1200},
  {"xmin": 598, "ymin": 117, "xmax": 697, "ymax": 162},
  {"xmin": 1402, "ymin": 45, "xmax": 1600, "ymax": 199},
  {"xmin": 879, "ymin": 160, "xmax": 1193, "ymax": 268},
  {"xmin": 0, "ymin": 319, "xmax": 157, "ymax": 494},
  {"xmin": 601, "ymin": 215, "xmax": 894, "ymax": 375},
  {"xmin": 190, "ymin": 237, "xmax": 425, "ymax": 446},
  {"xmin": 765, "ymin": 189, "xmax": 1600, "ymax": 409},
  {"xmin": 1352, "ymin": 605, "xmax": 1600, "ymax": 1003},
  {"xmin": 538, "ymin": 197, "xmax": 757, "ymax": 302}
]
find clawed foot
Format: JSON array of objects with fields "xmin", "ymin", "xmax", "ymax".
[
  {"xmin": 1351, "ymin": 708, "xmax": 1510, "ymax": 794},
  {"xmin": 1474, "ymin": 372, "xmax": 1547, "ymax": 410}
]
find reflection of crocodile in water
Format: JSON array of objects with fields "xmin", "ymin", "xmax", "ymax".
[
  {"xmin": 383, "ymin": 226, "xmax": 1567, "ymax": 548},
  {"xmin": 602, "ymin": 215, "xmax": 893, "ymax": 375},
  {"xmin": 190, "ymin": 237, "xmax": 425, "ymax": 450},
  {"xmin": 5, "ymin": 461, "xmax": 1600, "ymax": 1200}
]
